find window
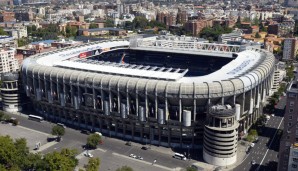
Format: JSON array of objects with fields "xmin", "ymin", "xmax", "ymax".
[
  {"xmin": 289, "ymin": 93, "xmax": 297, "ymax": 98},
  {"xmin": 292, "ymin": 164, "xmax": 297, "ymax": 168},
  {"xmin": 290, "ymin": 115, "xmax": 293, "ymax": 120},
  {"xmin": 289, "ymin": 122, "xmax": 292, "ymax": 127},
  {"xmin": 293, "ymin": 158, "xmax": 298, "ymax": 162},
  {"xmin": 290, "ymin": 101, "xmax": 295, "ymax": 106},
  {"xmin": 290, "ymin": 108, "xmax": 294, "ymax": 113}
]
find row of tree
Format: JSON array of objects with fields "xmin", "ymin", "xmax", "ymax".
[{"xmin": 199, "ymin": 24, "xmax": 233, "ymax": 42}]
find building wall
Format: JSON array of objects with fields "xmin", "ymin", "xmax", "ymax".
[
  {"xmin": 278, "ymin": 79, "xmax": 298, "ymax": 171},
  {"xmin": 283, "ymin": 38, "xmax": 298, "ymax": 61},
  {"xmin": 0, "ymin": 49, "xmax": 19, "ymax": 73}
]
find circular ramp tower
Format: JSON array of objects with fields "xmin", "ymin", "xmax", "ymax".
[
  {"xmin": 203, "ymin": 104, "xmax": 240, "ymax": 166},
  {"xmin": 1, "ymin": 72, "xmax": 22, "ymax": 112}
]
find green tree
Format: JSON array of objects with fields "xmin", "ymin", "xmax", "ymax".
[
  {"xmin": 65, "ymin": 25, "xmax": 78, "ymax": 38},
  {"xmin": 199, "ymin": 24, "xmax": 233, "ymax": 41},
  {"xmin": 0, "ymin": 136, "xmax": 18, "ymax": 169},
  {"xmin": 43, "ymin": 148, "xmax": 78, "ymax": 171},
  {"xmin": 52, "ymin": 125, "xmax": 65, "ymax": 139},
  {"xmin": 17, "ymin": 38, "xmax": 28, "ymax": 47},
  {"xmin": 85, "ymin": 157, "xmax": 100, "ymax": 171},
  {"xmin": 86, "ymin": 133, "xmax": 101, "ymax": 149},
  {"xmin": 132, "ymin": 16, "xmax": 149, "ymax": 30},
  {"xmin": 252, "ymin": 17, "xmax": 259, "ymax": 26},
  {"xmin": 186, "ymin": 166, "xmax": 197, "ymax": 171},
  {"xmin": 89, "ymin": 23, "xmax": 98, "ymax": 29},
  {"xmin": 255, "ymin": 32, "xmax": 261, "ymax": 38},
  {"xmin": 14, "ymin": 138, "xmax": 30, "ymax": 168},
  {"xmin": 246, "ymin": 134, "xmax": 254, "ymax": 142},
  {"xmin": 242, "ymin": 17, "xmax": 251, "ymax": 22},
  {"xmin": 105, "ymin": 18, "xmax": 115, "ymax": 27},
  {"xmin": 116, "ymin": 165, "xmax": 134, "ymax": 171},
  {"xmin": 0, "ymin": 27, "xmax": 8, "ymax": 35},
  {"xmin": 249, "ymin": 129, "xmax": 258, "ymax": 138}
]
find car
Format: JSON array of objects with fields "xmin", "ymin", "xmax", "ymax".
[
  {"xmin": 57, "ymin": 123, "xmax": 66, "ymax": 128},
  {"xmin": 271, "ymin": 114, "xmax": 275, "ymax": 117},
  {"xmin": 129, "ymin": 154, "xmax": 136, "ymax": 158},
  {"xmin": 251, "ymin": 160, "xmax": 256, "ymax": 165},
  {"xmin": 137, "ymin": 156, "xmax": 143, "ymax": 160},
  {"xmin": 141, "ymin": 146, "xmax": 149, "ymax": 150},
  {"xmin": 81, "ymin": 129, "xmax": 90, "ymax": 135},
  {"xmin": 126, "ymin": 141, "xmax": 132, "ymax": 146},
  {"xmin": 250, "ymin": 143, "xmax": 255, "ymax": 148},
  {"xmin": 84, "ymin": 151, "xmax": 93, "ymax": 158}
]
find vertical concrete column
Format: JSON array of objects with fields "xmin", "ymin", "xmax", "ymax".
[
  {"xmin": 179, "ymin": 98, "xmax": 182, "ymax": 122},
  {"xmin": 249, "ymin": 98, "xmax": 254, "ymax": 114},
  {"xmin": 165, "ymin": 98, "xmax": 169, "ymax": 121}
]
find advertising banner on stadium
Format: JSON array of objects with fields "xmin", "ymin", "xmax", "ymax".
[{"xmin": 79, "ymin": 51, "xmax": 93, "ymax": 58}]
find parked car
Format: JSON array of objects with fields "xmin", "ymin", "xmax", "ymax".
[
  {"xmin": 141, "ymin": 146, "xmax": 149, "ymax": 150},
  {"xmin": 84, "ymin": 151, "xmax": 93, "ymax": 158},
  {"xmin": 137, "ymin": 156, "xmax": 143, "ymax": 160},
  {"xmin": 250, "ymin": 143, "xmax": 255, "ymax": 148},
  {"xmin": 126, "ymin": 141, "xmax": 132, "ymax": 146},
  {"xmin": 251, "ymin": 160, "xmax": 256, "ymax": 165},
  {"xmin": 129, "ymin": 154, "xmax": 136, "ymax": 158},
  {"xmin": 81, "ymin": 129, "xmax": 90, "ymax": 135}
]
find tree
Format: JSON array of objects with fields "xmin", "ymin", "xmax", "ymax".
[
  {"xmin": 86, "ymin": 133, "xmax": 101, "ymax": 149},
  {"xmin": 132, "ymin": 16, "xmax": 149, "ymax": 30},
  {"xmin": 252, "ymin": 17, "xmax": 259, "ymax": 26},
  {"xmin": 43, "ymin": 149, "xmax": 78, "ymax": 171},
  {"xmin": 65, "ymin": 25, "xmax": 78, "ymax": 38},
  {"xmin": 199, "ymin": 24, "xmax": 233, "ymax": 41},
  {"xmin": 0, "ymin": 27, "xmax": 8, "ymax": 35},
  {"xmin": 51, "ymin": 125, "xmax": 65, "ymax": 139},
  {"xmin": 105, "ymin": 18, "xmax": 115, "ymax": 27},
  {"xmin": 89, "ymin": 23, "xmax": 98, "ymax": 29},
  {"xmin": 116, "ymin": 166, "xmax": 134, "ymax": 171},
  {"xmin": 17, "ymin": 38, "xmax": 28, "ymax": 47},
  {"xmin": 255, "ymin": 32, "xmax": 261, "ymax": 38},
  {"xmin": 186, "ymin": 166, "xmax": 197, "ymax": 171},
  {"xmin": 85, "ymin": 157, "xmax": 100, "ymax": 171}
]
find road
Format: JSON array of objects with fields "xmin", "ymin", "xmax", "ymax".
[
  {"xmin": 234, "ymin": 96, "xmax": 286, "ymax": 171},
  {"xmin": 4, "ymin": 111, "xmax": 193, "ymax": 170}
]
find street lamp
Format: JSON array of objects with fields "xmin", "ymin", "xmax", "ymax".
[{"xmin": 186, "ymin": 145, "xmax": 190, "ymax": 160}]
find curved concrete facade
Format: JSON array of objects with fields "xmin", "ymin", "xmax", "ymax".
[{"xmin": 21, "ymin": 40, "xmax": 275, "ymax": 150}]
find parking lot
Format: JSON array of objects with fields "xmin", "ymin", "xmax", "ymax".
[
  {"xmin": 0, "ymin": 122, "xmax": 49, "ymax": 151},
  {"xmin": 76, "ymin": 148, "xmax": 173, "ymax": 171}
]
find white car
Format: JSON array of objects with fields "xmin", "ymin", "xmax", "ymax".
[
  {"xmin": 84, "ymin": 151, "xmax": 93, "ymax": 158},
  {"xmin": 137, "ymin": 156, "xmax": 143, "ymax": 160},
  {"xmin": 271, "ymin": 114, "xmax": 275, "ymax": 117},
  {"xmin": 250, "ymin": 143, "xmax": 255, "ymax": 148},
  {"xmin": 251, "ymin": 160, "xmax": 256, "ymax": 165},
  {"xmin": 129, "ymin": 154, "xmax": 136, "ymax": 158}
]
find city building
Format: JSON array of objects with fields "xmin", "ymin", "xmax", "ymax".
[
  {"xmin": 22, "ymin": 37, "xmax": 275, "ymax": 166},
  {"xmin": 267, "ymin": 22, "xmax": 295, "ymax": 37},
  {"xmin": 185, "ymin": 19, "xmax": 213, "ymax": 36},
  {"xmin": 0, "ymin": 11, "xmax": 15, "ymax": 22},
  {"xmin": 272, "ymin": 62, "xmax": 286, "ymax": 93},
  {"xmin": 78, "ymin": 28, "xmax": 127, "ymax": 37},
  {"xmin": 278, "ymin": 72, "xmax": 298, "ymax": 171},
  {"xmin": 0, "ymin": 36, "xmax": 17, "ymax": 50},
  {"xmin": 219, "ymin": 30, "xmax": 243, "ymax": 44},
  {"xmin": 288, "ymin": 143, "xmax": 298, "ymax": 171},
  {"xmin": 4, "ymin": 26, "xmax": 27, "ymax": 39},
  {"xmin": 283, "ymin": 38, "xmax": 298, "ymax": 61},
  {"xmin": 0, "ymin": 49, "xmax": 19, "ymax": 73}
]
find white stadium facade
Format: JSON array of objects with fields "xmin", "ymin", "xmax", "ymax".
[{"xmin": 21, "ymin": 37, "xmax": 275, "ymax": 166}]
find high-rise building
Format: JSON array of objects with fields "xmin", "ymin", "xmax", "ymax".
[
  {"xmin": 0, "ymin": 49, "xmax": 19, "ymax": 74},
  {"xmin": 278, "ymin": 72, "xmax": 298, "ymax": 171},
  {"xmin": 288, "ymin": 143, "xmax": 298, "ymax": 171},
  {"xmin": 283, "ymin": 38, "xmax": 298, "ymax": 61}
]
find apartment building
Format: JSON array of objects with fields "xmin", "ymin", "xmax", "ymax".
[
  {"xmin": 283, "ymin": 38, "xmax": 298, "ymax": 61},
  {"xmin": 0, "ymin": 36, "xmax": 17, "ymax": 50},
  {"xmin": 278, "ymin": 72, "xmax": 298, "ymax": 171},
  {"xmin": 288, "ymin": 143, "xmax": 298, "ymax": 171},
  {"xmin": 0, "ymin": 49, "xmax": 19, "ymax": 73}
]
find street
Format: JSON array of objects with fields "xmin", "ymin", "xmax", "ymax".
[
  {"xmin": 234, "ymin": 96, "xmax": 286, "ymax": 171},
  {"xmin": 4, "ymin": 111, "xmax": 193, "ymax": 170}
]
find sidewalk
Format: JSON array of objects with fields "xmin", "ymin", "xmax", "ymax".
[
  {"xmin": 30, "ymin": 141, "xmax": 58, "ymax": 154},
  {"xmin": 221, "ymin": 140, "xmax": 249, "ymax": 171}
]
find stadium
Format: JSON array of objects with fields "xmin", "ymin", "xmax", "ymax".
[{"xmin": 21, "ymin": 36, "xmax": 275, "ymax": 166}]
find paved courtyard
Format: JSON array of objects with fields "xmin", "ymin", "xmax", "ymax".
[{"xmin": 0, "ymin": 123, "xmax": 49, "ymax": 151}]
